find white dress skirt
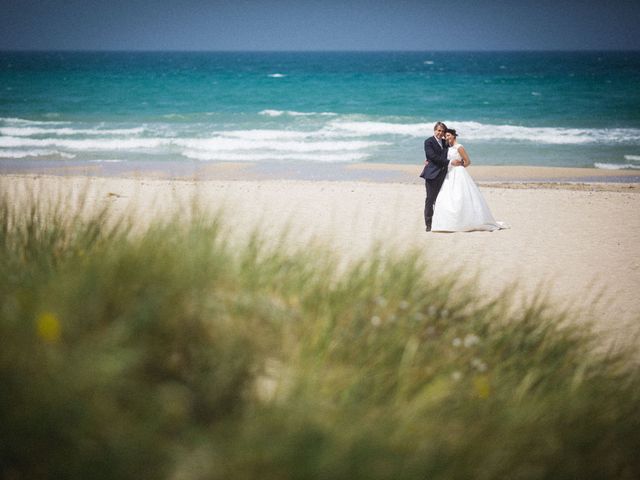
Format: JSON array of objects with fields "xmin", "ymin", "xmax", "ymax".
[{"xmin": 431, "ymin": 144, "xmax": 508, "ymax": 232}]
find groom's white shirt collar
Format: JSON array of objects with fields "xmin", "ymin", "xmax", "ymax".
[{"xmin": 434, "ymin": 135, "xmax": 442, "ymax": 148}]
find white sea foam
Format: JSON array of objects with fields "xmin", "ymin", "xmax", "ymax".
[
  {"xmin": 182, "ymin": 151, "xmax": 368, "ymax": 162},
  {"xmin": 0, "ymin": 137, "xmax": 168, "ymax": 150},
  {"xmin": 594, "ymin": 162, "xmax": 640, "ymax": 170},
  {"xmin": 326, "ymin": 119, "xmax": 640, "ymax": 144},
  {"xmin": 259, "ymin": 110, "xmax": 337, "ymax": 117},
  {"xmin": 327, "ymin": 121, "xmax": 431, "ymax": 137},
  {"xmin": 3, "ymin": 115, "xmax": 638, "ymax": 147},
  {"xmin": 219, "ymin": 129, "xmax": 316, "ymax": 140},
  {"xmin": 174, "ymin": 137, "xmax": 388, "ymax": 152},
  {"xmin": 260, "ymin": 110, "xmax": 286, "ymax": 117},
  {"xmin": 450, "ymin": 122, "xmax": 640, "ymax": 144},
  {"xmin": 0, "ymin": 126, "xmax": 145, "ymax": 137},
  {"xmin": 0, "ymin": 117, "xmax": 71, "ymax": 125},
  {"xmin": 217, "ymin": 129, "xmax": 346, "ymax": 140},
  {"xmin": 0, "ymin": 135, "xmax": 387, "ymax": 157},
  {"xmin": 268, "ymin": 73, "xmax": 286, "ymax": 78},
  {"xmin": 0, "ymin": 149, "xmax": 76, "ymax": 158},
  {"xmin": 3, "ymin": 113, "xmax": 638, "ymax": 165}
]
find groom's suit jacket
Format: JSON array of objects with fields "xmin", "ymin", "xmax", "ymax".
[{"xmin": 419, "ymin": 136, "xmax": 449, "ymax": 180}]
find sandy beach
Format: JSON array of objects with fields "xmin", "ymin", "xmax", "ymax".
[{"xmin": 3, "ymin": 165, "xmax": 639, "ymax": 345}]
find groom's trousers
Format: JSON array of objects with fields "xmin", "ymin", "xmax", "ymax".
[{"xmin": 424, "ymin": 171, "xmax": 447, "ymax": 229}]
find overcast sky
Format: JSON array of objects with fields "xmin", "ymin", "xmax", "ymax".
[{"xmin": 2, "ymin": 0, "xmax": 639, "ymax": 51}]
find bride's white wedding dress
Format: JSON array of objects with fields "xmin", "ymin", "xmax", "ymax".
[{"xmin": 431, "ymin": 144, "xmax": 508, "ymax": 232}]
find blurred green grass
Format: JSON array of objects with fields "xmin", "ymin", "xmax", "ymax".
[{"xmin": 1, "ymin": 191, "xmax": 639, "ymax": 480}]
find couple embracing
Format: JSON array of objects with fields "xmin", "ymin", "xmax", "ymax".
[{"xmin": 420, "ymin": 121, "xmax": 507, "ymax": 233}]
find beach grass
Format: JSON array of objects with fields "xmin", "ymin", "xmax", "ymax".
[{"xmin": 1, "ymin": 191, "xmax": 640, "ymax": 480}]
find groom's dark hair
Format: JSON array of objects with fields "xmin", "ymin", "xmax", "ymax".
[{"xmin": 434, "ymin": 121, "xmax": 447, "ymax": 131}]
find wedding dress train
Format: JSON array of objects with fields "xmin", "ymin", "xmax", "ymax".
[{"xmin": 431, "ymin": 144, "xmax": 508, "ymax": 232}]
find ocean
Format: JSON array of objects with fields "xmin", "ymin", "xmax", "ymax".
[{"xmin": 1, "ymin": 51, "xmax": 639, "ymax": 170}]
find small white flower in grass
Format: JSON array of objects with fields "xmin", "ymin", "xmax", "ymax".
[
  {"xmin": 255, "ymin": 358, "xmax": 284, "ymax": 403},
  {"xmin": 427, "ymin": 306, "xmax": 438, "ymax": 316},
  {"xmin": 452, "ymin": 337, "xmax": 462, "ymax": 347},
  {"xmin": 451, "ymin": 371, "xmax": 462, "ymax": 381},
  {"xmin": 255, "ymin": 376, "xmax": 279, "ymax": 403},
  {"xmin": 399, "ymin": 300, "xmax": 410, "ymax": 310},
  {"xmin": 471, "ymin": 358, "xmax": 488, "ymax": 372},
  {"xmin": 375, "ymin": 296, "xmax": 388, "ymax": 307},
  {"xmin": 370, "ymin": 315, "xmax": 382, "ymax": 327},
  {"xmin": 464, "ymin": 334, "xmax": 480, "ymax": 348},
  {"xmin": 441, "ymin": 309, "xmax": 450, "ymax": 318},
  {"xmin": 425, "ymin": 326, "xmax": 436, "ymax": 336}
]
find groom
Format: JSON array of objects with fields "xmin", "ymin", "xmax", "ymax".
[{"xmin": 420, "ymin": 121, "xmax": 460, "ymax": 231}]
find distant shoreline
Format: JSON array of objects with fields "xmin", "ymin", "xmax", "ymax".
[{"xmin": 1, "ymin": 160, "xmax": 639, "ymax": 188}]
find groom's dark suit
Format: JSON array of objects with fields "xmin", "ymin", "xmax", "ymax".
[{"xmin": 420, "ymin": 136, "xmax": 449, "ymax": 230}]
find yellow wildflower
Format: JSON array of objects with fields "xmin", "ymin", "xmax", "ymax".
[
  {"xmin": 36, "ymin": 312, "xmax": 61, "ymax": 343},
  {"xmin": 473, "ymin": 375, "xmax": 491, "ymax": 399}
]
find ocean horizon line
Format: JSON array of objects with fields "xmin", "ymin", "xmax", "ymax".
[{"xmin": 2, "ymin": 48, "xmax": 640, "ymax": 54}]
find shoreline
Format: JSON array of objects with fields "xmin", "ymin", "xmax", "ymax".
[{"xmin": 1, "ymin": 160, "xmax": 639, "ymax": 188}]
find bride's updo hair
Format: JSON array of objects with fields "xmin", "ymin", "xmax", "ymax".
[{"xmin": 446, "ymin": 128, "xmax": 458, "ymax": 138}]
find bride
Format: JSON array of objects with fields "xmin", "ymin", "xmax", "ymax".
[{"xmin": 431, "ymin": 129, "xmax": 508, "ymax": 232}]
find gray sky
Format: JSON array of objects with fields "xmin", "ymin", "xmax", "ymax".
[{"xmin": 2, "ymin": 0, "xmax": 639, "ymax": 51}]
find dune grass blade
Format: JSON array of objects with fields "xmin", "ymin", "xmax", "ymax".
[{"xmin": 1, "ymin": 193, "xmax": 639, "ymax": 480}]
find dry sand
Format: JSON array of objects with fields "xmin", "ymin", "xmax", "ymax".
[{"xmin": 3, "ymin": 169, "xmax": 639, "ymax": 345}]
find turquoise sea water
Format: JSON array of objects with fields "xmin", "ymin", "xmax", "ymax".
[{"xmin": 1, "ymin": 51, "xmax": 639, "ymax": 169}]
